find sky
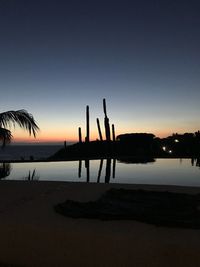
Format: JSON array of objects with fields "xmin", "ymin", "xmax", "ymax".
[{"xmin": 0, "ymin": 0, "xmax": 200, "ymax": 143}]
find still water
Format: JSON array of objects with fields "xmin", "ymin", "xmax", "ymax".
[{"xmin": 0, "ymin": 158, "xmax": 200, "ymax": 187}]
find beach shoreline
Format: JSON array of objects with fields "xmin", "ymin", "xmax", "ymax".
[{"xmin": 1, "ymin": 181, "xmax": 200, "ymax": 266}]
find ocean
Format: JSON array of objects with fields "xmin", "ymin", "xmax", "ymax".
[{"xmin": 0, "ymin": 145, "xmax": 62, "ymax": 161}]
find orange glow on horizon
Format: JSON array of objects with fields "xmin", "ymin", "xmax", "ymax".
[
  {"xmin": 10, "ymin": 123, "xmax": 199, "ymax": 144},
  {"xmin": 12, "ymin": 130, "xmax": 179, "ymax": 143}
]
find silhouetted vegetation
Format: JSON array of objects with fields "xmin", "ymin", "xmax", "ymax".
[
  {"xmin": 49, "ymin": 99, "xmax": 200, "ymax": 161},
  {"xmin": 0, "ymin": 110, "xmax": 39, "ymax": 147},
  {"xmin": 50, "ymin": 131, "xmax": 200, "ymax": 161},
  {"xmin": 116, "ymin": 133, "xmax": 156, "ymax": 156},
  {"xmin": 159, "ymin": 131, "xmax": 200, "ymax": 157}
]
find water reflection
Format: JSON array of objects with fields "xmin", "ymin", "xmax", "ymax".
[
  {"xmin": 0, "ymin": 158, "xmax": 199, "ymax": 185},
  {"xmin": 78, "ymin": 158, "xmax": 116, "ymax": 183},
  {"xmin": 85, "ymin": 159, "xmax": 90, "ymax": 183},
  {"xmin": 0, "ymin": 163, "xmax": 11, "ymax": 179},
  {"xmin": 191, "ymin": 158, "xmax": 200, "ymax": 168},
  {"xmin": 113, "ymin": 159, "xmax": 116, "ymax": 179},
  {"xmin": 78, "ymin": 158, "xmax": 155, "ymax": 183},
  {"xmin": 24, "ymin": 169, "xmax": 40, "ymax": 181},
  {"xmin": 78, "ymin": 160, "xmax": 82, "ymax": 178},
  {"xmin": 0, "ymin": 163, "xmax": 40, "ymax": 181},
  {"xmin": 105, "ymin": 158, "xmax": 111, "ymax": 183},
  {"xmin": 97, "ymin": 159, "xmax": 103, "ymax": 183}
]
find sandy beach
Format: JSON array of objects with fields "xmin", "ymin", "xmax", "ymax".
[{"xmin": 0, "ymin": 181, "xmax": 200, "ymax": 267}]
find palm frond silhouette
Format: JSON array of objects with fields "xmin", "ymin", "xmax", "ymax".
[{"xmin": 0, "ymin": 110, "xmax": 39, "ymax": 147}]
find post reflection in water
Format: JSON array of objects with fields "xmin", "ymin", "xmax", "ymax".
[
  {"xmin": 97, "ymin": 159, "xmax": 103, "ymax": 183},
  {"xmin": 191, "ymin": 158, "xmax": 200, "ymax": 167},
  {"xmin": 78, "ymin": 159, "xmax": 117, "ymax": 183},
  {"xmin": 197, "ymin": 158, "xmax": 200, "ymax": 167},
  {"xmin": 85, "ymin": 159, "xmax": 90, "ymax": 183},
  {"xmin": 112, "ymin": 159, "xmax": 116, "ymax": 179},
  {"xmin": 77, "ymin": 159, "xmax": 117, "ymax": 183},
  {"xmin": 76, "ymin": 157, "xmax": 200, "ymax": 184},
  {"xmin": 105, "ymin": 158, "xmax": 111, "ymax": 183},
  {"xmin": 24, "ymin": 169, "xmax": 39, "ymax": 181},
  {"xmin": 78, "ymin": 160, "xmax": 82, "ymax": 178}
]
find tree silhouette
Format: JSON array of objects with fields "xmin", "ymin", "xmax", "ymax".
[{"xmin": 0, "ymin": 109, "xmax": 39, "ymax": 147}]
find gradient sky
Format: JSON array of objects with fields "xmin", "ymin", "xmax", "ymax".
[{"xmin": 0, "ymin": 0, "xmax": 200, "ymax": 143}]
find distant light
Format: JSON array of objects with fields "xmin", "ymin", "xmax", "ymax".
[
  {"xmin": 162, "ymin": 146, "xmax": 166, "ymax": 151},
  {"xmin": 169, "ymin": 150, "xmax": 172, "ymax": 153},
  {"xmin": 174, "ymin": 139, "xmax": 179, "ymax": 143}
]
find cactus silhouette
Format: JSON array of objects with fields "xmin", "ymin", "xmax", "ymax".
[
  {"xmin": 103, "ymin": 99, "xmax": 111, "ymax": 142},
  {"xmin": 78, "ymin": 127, "xmax": 82, "ymax": 143},
  {"xmin": 112, "ymin": 124, "xmax": 116, "ymax": 141},
  {"xmin": 85, "ymin": 105, "xmax": 90, "ymax": 143},
  {"xmin": 96, "ymin": 118, "xmax": 103, "ymax": 141}
]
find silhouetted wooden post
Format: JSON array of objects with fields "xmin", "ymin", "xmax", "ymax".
[
  {"xmin": 96, "ymin": 118, "xmax": 103, "ymax": 141},
  {"xmin": 85, "ymin": 105, "xmax": 90, "ymax": 143},
  {"xmin": 112, "ymin": 124, "xmax": 116, "ymax": 141},
  {"xmin": 78, "ymin": 127, "xmax": 82, "ymax": 143},
  {"xmin": 103, "ymin": 98, "xmax": 111, "ymax": 142},
  {"xmin": 97, "ymin": 159, "xmax": 103, "ymax": 183}
]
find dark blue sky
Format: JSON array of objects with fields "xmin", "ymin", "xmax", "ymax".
[{"xmin": 0, "ymin": 0, "xmax": 200, "ymax": 142}]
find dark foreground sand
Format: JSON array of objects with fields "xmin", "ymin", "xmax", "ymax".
[{"xmin": 0, "ymin": 181, "xmax": 200, "ymax": 267}]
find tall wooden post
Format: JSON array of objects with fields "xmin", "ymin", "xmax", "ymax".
[
  {"xmin": 85, "ymin": 105, "xmax": 90, "ymax": 143},
  {"xmin": 96, "ymin": 118, "xmax": 103, "ymax": 141},
  {"xmin": 78, "ymin": 127, "xmax": 82, "ymax": 143},
  {"xmin": 103, "ymin": 98, "xmax": 111, "ymax": 142},
  {"xmin": 112, "ymin": 124, "xmax": 116, "ymax": 141}
]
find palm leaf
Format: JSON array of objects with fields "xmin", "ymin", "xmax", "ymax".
[
  {"xmin": 0, "ymin": 127, "xmax": 12, "ymax": 147},
  {"xmin": 0, "ymin": 110, "xmax": 39, "ymax": 137}
]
